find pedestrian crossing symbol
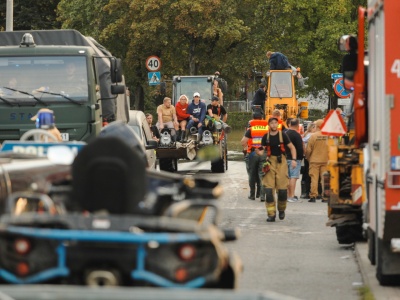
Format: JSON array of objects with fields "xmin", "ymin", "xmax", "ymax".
[{"xmin": 148, "ymin": 72, "xmax": 161, "ymax": 85}]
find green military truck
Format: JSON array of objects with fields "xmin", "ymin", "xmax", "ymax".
[{"xmin": 0, "ymin": 30, "xmax": 128, "ymax": 142}]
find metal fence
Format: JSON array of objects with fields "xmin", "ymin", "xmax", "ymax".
[{"xmin": 224, "ymin": 100, "xmax": 251, "ymax": 112}]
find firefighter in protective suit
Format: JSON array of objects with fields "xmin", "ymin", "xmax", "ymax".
[
  {"xmin": 305, "ymin": 119, "xmax": 329, "ymax": 203},
  {"xmin": 240, "ymin": 110, "xmax": 268, "ymax": 200},
  {"xmin": 257, "ymin": 117, "xmax": 297, "ymax": 222}
]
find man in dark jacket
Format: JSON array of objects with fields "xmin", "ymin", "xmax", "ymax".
[
  {"xmin": 251, "ymin": 83, "xmax": 266, "ymax": 117},
  {"xmin": 266, "ymin": 51, "xmax": 290, "ymax": 70}
]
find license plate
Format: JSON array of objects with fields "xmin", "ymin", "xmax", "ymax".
[{"xmin": 60, "ymin": 133, "xmax": 69, "ymax": 141}]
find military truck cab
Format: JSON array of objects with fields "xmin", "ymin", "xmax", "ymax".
[{"xmin": 0, "ymin": 30, "xmax": 127, "ymax": 143}]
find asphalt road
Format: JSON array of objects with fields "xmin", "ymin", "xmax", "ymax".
[{"xmin": 177, "ymin": 159, "xmax": 400, "ymax": 300}]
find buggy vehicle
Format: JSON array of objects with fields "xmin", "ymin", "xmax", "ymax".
[
  {"xmin": 0, "ymin": 131, "xmax": 241, "ymax": 288},
  {"xmin": 157, "ymin": 75, "xmax": 229, "ymax": 173}
]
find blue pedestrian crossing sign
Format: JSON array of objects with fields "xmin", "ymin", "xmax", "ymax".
[{"xmin": 148, "ymin": 72, "xmax": 161, "ymax": 85}]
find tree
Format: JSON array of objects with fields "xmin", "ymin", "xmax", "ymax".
[
  {"xmin": 55, "ymin": 0, "xmax": 366, "ymax": 109},
  {"xmin": 0, "ymin": 0, "xmax": 61, "ymax": 30}
]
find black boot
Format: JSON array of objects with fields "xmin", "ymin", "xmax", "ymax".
[
  {"xmin": 266, "ymin": 215, "xmax": 276, "ymax": 222},
  {"xmin": 279, "ymin": 211, "xmax": 285, "ymax": 220},
  {"xmin": 182, "ymin": 129, "xmax": 189, "ymax": 142},
  {"xmin": 300, "ymin": 183, "xmax": 307, "ymax": 198},
  {"xmin": 176, "ymin": 129, "xmax": 182, "ymax": 142},
  {"xmin": 248, "ymin": 190, "xmax": 255, "ymax": 200},
  {"xmin": 256, "ymin": 187, "xmax": 260, "ymax": 199}
]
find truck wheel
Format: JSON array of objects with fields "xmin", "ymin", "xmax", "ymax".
[
  {"xmin": 376, "ymin": 238, "xmax": 400, "ymax": 286},
  {"xmin": 367, "ymin": 228, "xmax": 376, "ymax": 265},
  {"xmin": 211, "ymin": 159, "xmax": 225, "ymax": 173},
  {"xmin": 335, "ymin": 222, "xmax": 364, "ymax": 244},
  {"xmin": 211, "ymin": 135, "xmax": 227, "ymax": 173},
  {"xmin": 159, "ymin": 158, "xmax": 176, "ymax": 172}
]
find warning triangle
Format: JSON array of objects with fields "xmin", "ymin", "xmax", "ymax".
[{"xmin": 320, "ymin": 110, "xmax": 347, "ymax": 136}]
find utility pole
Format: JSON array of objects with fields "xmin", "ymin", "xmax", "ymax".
[{"xmin": 6, "ymin": 0, "xmax": 13, "ymax": 31}]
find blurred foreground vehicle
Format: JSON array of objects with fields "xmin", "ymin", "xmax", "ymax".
[{"xmin": 0, "ymin": 128, "xmax": 241, "ymax": 288}]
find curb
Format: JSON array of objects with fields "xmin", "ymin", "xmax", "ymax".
[{"xmin": 355, "ymin": 242, "xmax": 400, "ymax": 299}]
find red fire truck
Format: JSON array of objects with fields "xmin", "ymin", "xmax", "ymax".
[{"xmin": 340, "ymin": 0, "xmax": 400, "ymax": 285}]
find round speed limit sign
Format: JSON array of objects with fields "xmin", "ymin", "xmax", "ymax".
[{"xmin": 146, "ymin": 56, "xmax": 162, "ymax": 72}]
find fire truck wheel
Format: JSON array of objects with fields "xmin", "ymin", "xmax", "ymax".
[{"xmin": 376, "ymin": 239, "xmax": 400, "ymax": 286}]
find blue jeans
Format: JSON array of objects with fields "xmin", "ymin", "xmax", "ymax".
[
  {"xmin": 186, "ymin": 119, "xmax": 203, "ymax": 136},
  {"xmin": 287, "ymin": 159, "xmax": 302, "ymax": 179}
]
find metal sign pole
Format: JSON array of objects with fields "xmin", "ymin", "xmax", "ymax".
[{"xmin": 6, "ymin": 0, "xmax": 13, "ymax": 31}]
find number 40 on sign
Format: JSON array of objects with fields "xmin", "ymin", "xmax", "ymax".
[{"xmin": 146, "ymin": 56, "xmax": 162, "ymax": 72}]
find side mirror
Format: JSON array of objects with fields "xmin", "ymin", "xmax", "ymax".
[
  {"xmin": 111, "ymin": 85, "xmax": 126, "ymax": 95},
  {"xmin": 337, "ymin": 35, "xmax": 358, "ymax": 52},
  {"xmin": 110, "ymin": 57, "xmax": 123, "ymax": 83},
  {"xmin": 342, "ymin": 53, "xmax": 357, "ymax": 91}
]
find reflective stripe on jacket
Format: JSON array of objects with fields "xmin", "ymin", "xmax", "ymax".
[{"xmin": 247, "ymin": 119, "xmax": 268, "ymax": 153}]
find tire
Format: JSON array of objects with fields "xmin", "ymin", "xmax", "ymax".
[
  {"xmin": 335, "ymin": 222, "xmax": 364, "ymax": 244},
  {"xmin": 215, "ymin": 266, "xmax": 235, "ymax": 289},
  {"xmin": 367, "ymin": 228, "xmax": 376, "ymax": 265},
  {"xmin": 211, "ymin": 134, "xmax": 227, "ymax": 173},
  {"xmin": 211, "ymin": 158, "xmax": 225, "ymax": 173},
  {"xmin": 376, "ymin": 238, "xmax": 400, "ymax": 286},
  {"xmin": 159, "ymin": 158, "xmax": 176, "ymax": 172}
]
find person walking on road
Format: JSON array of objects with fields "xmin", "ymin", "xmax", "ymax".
[
  {"xmin": 305, "ymin": 119, "xmax": 329, "ymax": 203},
  {"xmin": 301, "ymin": 122, "xmax": 316, "ymax": 198},
  {"xmin": 259, "ymin": 117, "xmax": 297, "ymax": 222},
  {"xmin": 285, "ymin": 118, "xmax": 304, "ymax": 202},
  {"xmin": 241, "ymin": 111, "xmax": 269, "ymax": 201}
]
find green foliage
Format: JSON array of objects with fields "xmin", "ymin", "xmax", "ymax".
[
  {"xmin": 228, "ymin": 112, "xmax": 252, "ymax": 130},
  {"xmin": 0, "ymin": 0, "xmax": 61, "ymax": 30},
  {"xmin": 6, "ymin": 0, "xmax": 366, "ymax": 111}
]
